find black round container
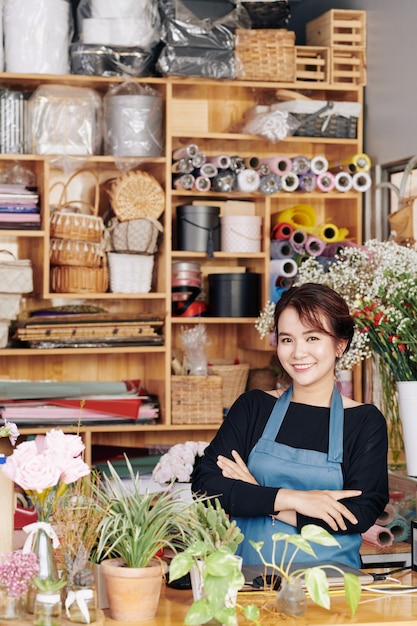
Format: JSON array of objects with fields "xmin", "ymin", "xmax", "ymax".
[
  {"xmin": 208, "ymin": 273, "xmax": 261, "ymax": 317},
  {"xmin": 176, "ymin": 205, "xmax": 220, "ymax": 253}
]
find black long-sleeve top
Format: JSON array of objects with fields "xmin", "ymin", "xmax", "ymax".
[{"xmin": 192, "ymin": 389, "xmax": 389, "ymax": 536}]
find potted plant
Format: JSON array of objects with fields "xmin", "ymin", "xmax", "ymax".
[
  {"xmin": 169, "ymin": 523, "xmax": 362, "ymax": 625},
  {"xmin": 92, "ymin": 456, "xmax": 206, "ymax": 622}
]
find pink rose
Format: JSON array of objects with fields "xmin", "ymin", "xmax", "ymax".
[
  {"xmin": 60, "ymin": 456, "xmax": 90, "ymax": 485},
  {"xmin": 9, "ymin": 452, "xmax": 60, "ymax": 492},
  {"xmin": 44, "ymin": 430, "xmax": 85, "ymax": 461}
]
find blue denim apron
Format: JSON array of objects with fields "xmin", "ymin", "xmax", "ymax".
[{"xmin": 233, "ymin": 385, "xmax": 361, "ymax": 567}]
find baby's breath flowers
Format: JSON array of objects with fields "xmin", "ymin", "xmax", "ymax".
[{"xmin": 0, "ymin": 551, "xmax": 39, "ymax": 597}]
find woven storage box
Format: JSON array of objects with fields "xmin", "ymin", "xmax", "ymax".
[
  {"xmin": 235, "ymin": 29, "xmax": 296, "ymax": 82},
  {"xmin": 51, "ymin": 261, "xmax": 108, "ymax": 294},
  {"xmin": 272, "ymin": 99, "xmax": 361, "ymax": 138},
  {"xmin": 107, "ymin": 252, "xmax": 154, "ymax": 293},
  {"xmin": 50, "ymin": 169, "xmax": 104, "ymax": 243},
  {"xmin": 50, "ymin": 238, "xmax": 105, "ymax": 268},
  {"xmin": 306, "ymin": 9, "xmax": 366, "ymax": 49},
  {"xmin": 171, "ymin": 375, "xmax": 223, "ymax": 425},
  {"xmin": 208, "ymin": 362, "xmax": 250, "ymax": 409}
]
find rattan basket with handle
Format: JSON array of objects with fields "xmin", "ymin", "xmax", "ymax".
[
  {"xmin": 50, "ymin": 238, "xmax": 105, "ymax": 268},
  {"xmin": 107, "ymin": 170, "xmax": 165, "ymax": 222},
  {"xmin": 51, "ymin": 257, "xmax": 108, "ymax": 294},
  {"xmin": 50, "ymin": 169, "xmax": 104, "ymax": 243}
]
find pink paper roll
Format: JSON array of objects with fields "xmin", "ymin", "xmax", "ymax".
[
  {"xmin": 259, "ymin": 156, "xmax": 292, "ymax": 176},
  {"xmin": 376, "ymin": 502, "xmax": 395, "ymax": 526},
  {"xmin": 361, "ymin": 524, "xmax": 394, "ymax": 547},
  {"xmin": 289, "ymin": 229, "xmax": 308, "ymax": 252},
  {"xmin": 305, "ymin": 236, "xmax": 326, "ymax": 257},
  {"xmin": 316, "ymin": 171, "xmax": 335, "ymax": 192}
]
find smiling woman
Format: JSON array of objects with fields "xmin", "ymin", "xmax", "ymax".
[{"xmin": 192, "ymin": 283, "xmax": 389, "ymax": 568}]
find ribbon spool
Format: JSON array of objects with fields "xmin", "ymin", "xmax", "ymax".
[
  {"xmin": 271, "ymin": 222, "xmax": 294, "ymax": 240},
  {"xmin": 281, "ymin": 172, "xmax": 299, "ymax": 192},
  {"xmin": 352, "ymin": 171, "xmax": 372, "ymax": 192},
  {"xmin": 334, "ymin": 171, "xmax": 353, "ymax": 192},
  {"xmin": 172, "ymin": 285, "xmax": 205, "ymax": 317},
  {"xmin": 316, "ymin": 171, "xmax": 335, "ymax": 192},
  {"xmin": 310, "ymin": 155, "xmax": 329, "ymax": 175}
]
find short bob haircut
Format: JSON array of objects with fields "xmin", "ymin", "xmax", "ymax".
[{"xmin": 274, "ymin": 282, "xmax": 354, "ymax": 355}]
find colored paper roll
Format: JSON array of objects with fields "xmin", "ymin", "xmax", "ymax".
[
  {"xmin": 289, "ymin": 229, "xmax": 308, "ymax": 251},
  {"xmin": 237, "ymin": 168, "xmax": 260, "ymax": 192},
  {"xmin": 259, "ymin": 173, "xmax": 282, "ymax": 195},
  {"xmin": 200, "ymin": 162, "xmax": 218, "ymax": 178},
  {"xmin": 271, "ymin": 222, "xmax": 294, "ymax": 240},
  {"xmin": 276, "ymin": 275, "xmax": 295, "ymax": 289},
  {"xmin": 173, "ymin": 173, "xmax": 195, "ymax": 190},
  {"xmin": 317, "ymin": 224, "xmax": 340, "ymax": 242},
  {"xmin": 386, "ymin": 516, "xmax": 410, "ymax": 542},
  {"xmin": 361, "ymin": 524, "xmax": 394, "ymax": 547},
  {"xmin": 329, "ymin": 153, "xmax": 371, "ymax": 173},
  {"xmin": 270, "ymin": 239, "xmax": 295, "ymax": 260},
  {"xmin": 281, "ymin": 172, "xmax": 299, "ymax": 192},
  {"xmin": 352, "ymin": 171, "xmax": 372, "ymax": 192},
  {"xmin": 305, "ymin": 236, "xmax": 326, "ymax": 257},
  {"xmin": 259, "ymin": 156, "xmax": 292, "ymax": 176},
  {"xmin": 172, "ymin": 144, "xmax": 199, "ymax": 160},
  {"xmin": 279, "ymin": 204, "xmax": 317, "ymax": 230},
  {"xmin": 310, "ymin": 155, "xmax": 329, "ymax": 175},
  {"xmin": 206, "ymin": 155, "xmax": 231, "ymax": 170},
  {"xmin": 334, "ymin": 171, "xmax": 353, "ymax": 192},
  {"xmin": 316, "ymin": 171, "xmax": 335, "ymax": 192},
  {"xmin": 376, "ymin": 503, "xmax": 395, "ymax": 526},
  {"xmin": 298, "ymin": 173, "xmax": 317, "ymax": 192},
  {"xmin": 192, "ymin": 152, "xmax": 206, "ymax": 168},
  {"xmin": 270, "ymin": 258, "xmax": 298, "ymax": 278},
  {"xmin": 291, "ymin": 156, "xmax": 311, "ymax": 175},
  {"xmin": 194, "ymin": 176, "xmax": 211, "ymax": 192}
]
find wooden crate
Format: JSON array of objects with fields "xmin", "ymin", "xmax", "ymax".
[
  {"xmin": 235, "ymin": 29, "xmax": 296, "ymax": 82},
  {"xmin": 171, "ymin": 98, "xmax": 209, "ymax": 134},
  {"xmin": 295, "ymin": 45, "xmax": 330, "ymax": 83},
  {"xmin": 171, "ymin": 375, "xmax": 224, "ymax": 424},
  {"xmin": 306, "ymin": 9, "xmax": 366, "ymax": 49},
  {"xmin": 331, "ymin": 48, "xmax": 367, "ymax": 86}
]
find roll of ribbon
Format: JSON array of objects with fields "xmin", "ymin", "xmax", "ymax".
[
  {"xmin": 259, "ymin": 156, "xmax": 292, "ymax": 176},
  {"xmin": 200, "ymin": 162, "xmax": 218, "ymax": 178},
  {"xmin": 316, "ymin": 171, "xmax": 335, "ymax": 192},
  {"xmin": 271, "ymin": 222, "xmax": 294, "ymax": 240},
  {"xmin": 281, "ymin": 172, "xmax": 299, "ymax": 192},
  {"xmin": 352, "ymin": 171, "xmax": 372, "ymax": 192},
  {"xmin": 310, "ymin": 155, "xmax": 329, "ymax": 175},
  {"xmin": 237, "ymin": 168, "xmax": 260, "ymax": 193},
  {"xmin": 289, "ymin": 229, "xmax": 308, "ymax": 251},
  {"xmin": 386, "ymin": 516, "xmax": 410, "ymax": 542},
  {"xmin": 376, "ymin": 503, "xmax": 395, "ymax": 526},
  {"xmin": 172, "ymin": 158, "xmax": 194, "ymax": 174},
  {"xmin": 192, "ymin": 152, "xmax": 206, "ymax": 168},
  {"xmin": 194, "ymin": 176, "xmax": 211, "ymax": 192},
  {"xmin": 211, "ymin": 170, "xmax": 237, "ymax": 192},
  {"xmin": 270, "ymin": 239, "xmax": 295, "ymax": 260},
  {"xmin": 172, "ymin": 144, "xmax": 199, "ymax": 160},
  {"xmin": 279, "ymin": 204, "xmax": 317, "ymax": 230},
  {"xmin": 305, "ymin": 235, "xmax": 326, "ymax": 257},
  {"xmin": 206, "ymin": 155, "xmax": 231, "ymax": 170},
  {"xmin": 361, "ymin": 524, "xmax": 394, "ymax": 548},
  {"xmin": 173, "ymin": 173, "xmax": 195, "ymax": 190},
  {"xmin": 291, "ymin": 156, "xmax": 311, "ymax": 175},
  {"xmin": 329, "ymin": 153, "xmax": 371, "ymax": 173},
  {"xmin": 334, "ymin": 171, "xmax": 353, "ymax": 192},
  {"xmin": 298, "ymin": 173, "xmax": 317, "ymax": 192},
  {"xmin": 259, "ymin": 173, "xmax": 282, "ymax": 195},
  {"xmin": 270, "ymin": 258, "xmax": 298, "ymax": 278},
  {"xmin": 317, "ymin": 224, "xmax": 340, "ymax": 242}
]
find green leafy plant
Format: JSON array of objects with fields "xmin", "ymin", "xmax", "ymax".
[
  {"xmin": 250, "ymin": 524, "xmax": 362, "ymax": 616},
  {"xmin": 33, "ymin": 576, "xmax": 67, "ymax": 592},
  {"xmin": 93, "ymin": 455, "xmax": 204, "ymax": 569},
  {"xmin": 191, "ymin": 498, "xmax": 244, "ymax": 552}
]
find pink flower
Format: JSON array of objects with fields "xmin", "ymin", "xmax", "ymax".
[
  {"xmin": 0, "ymin": 552, "xmax": 39, "ymax": 597},
  {"xmin": 43, "ymin": 429, "xmax": 85, "ymax": 461},
  {"xmin": 5, "ymin": 452, "xmax": 60, "ymax": 493},
  {"xmin": 0, "ymin": 421, "xmax": 20, "ymax": 446},
  {"xmin": 152, "ymin": 441, "xmax": 208, "ymax": 484},
  {"xmin": 61, "ymin": 456, "xmax": 90, "ymax": 484}
]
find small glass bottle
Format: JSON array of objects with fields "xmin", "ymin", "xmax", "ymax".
[
  {"xmin": 33, "ymin": 590, "xmax": 62, "ymax": 626},
  {"xmin": 0, "ymin": 584, "xmax": 25, "ymax": 620},
  {"xmin": 66, "ymin": 568, "xmax": 97, "ymax": 624}
]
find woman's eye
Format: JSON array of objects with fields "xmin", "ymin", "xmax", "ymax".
[{"xmin": 307, "ymin": 335, "xmax": 319, "ymax": 341}]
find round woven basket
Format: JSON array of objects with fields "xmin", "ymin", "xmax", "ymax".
[
  {"xmin": 107, "ymin": 170, "xmax": 165, "ymax": 222},
  {"xmin": 50, "ymin": 238, "xmax": 104, "ymax": 268},
  {"xmin": 51, "ymin": 261, "xmax": 108, "ymax": 294}
]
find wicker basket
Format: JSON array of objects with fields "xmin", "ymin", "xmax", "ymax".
[
  {"xmin": 50, "ymin": 169, "xmax": 104, "ymax": 243},
  {"xmin": 171, "ymin": 375, "xmax": 223, "ymax": 425},
  {"xmin": 51, "ymin": 259, "xmax": 108, "ymax": 294},
  {"xmin": 208, "ymin": 362, "xmax": 250, "ymax": 409},
  {"xmin": 272, "ymin": 99, "xmax": 361, "ymax": 138},
  {"xmin": 50, "ymin": 238, "xmax": 105, "ymax": 268},
  {"xmin": 107, "ymin": 252, "xmax": 155, "ymax": 293},
  {"xmin": 242, "ymin": 1, "xmax": 291, "ymax": 29},
  {"xmin": 107, "ymin": 170, "xmax": 165, "ymax": 222},
  {"xmin": 235, "ymin": 29, "xmax": 296, "ymax": 82}
]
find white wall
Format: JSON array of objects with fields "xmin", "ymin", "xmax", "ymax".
[{"xmin": 289, "ymin": 0, "xmax": 417, "ymax": 166}]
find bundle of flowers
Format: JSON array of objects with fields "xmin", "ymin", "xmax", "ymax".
[
  {"xmin": 152, "ymin": 441, "xmax": 209, "ymax": 484},
  {"xmin": 0, "ymin": 551, "xmax": 39, "ymax": 597}
]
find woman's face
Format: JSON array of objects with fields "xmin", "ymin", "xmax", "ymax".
[{"xmin": 276, "ymin": 306, "xmax": 347, "ymax": 388}]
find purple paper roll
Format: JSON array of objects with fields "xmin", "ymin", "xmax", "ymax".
[{"xmin": 305, "ymin": 236, "xmax": 326, "ymax": 257}]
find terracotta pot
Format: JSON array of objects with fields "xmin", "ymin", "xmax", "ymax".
[{"xmin": 101, "ymin": 558, "xmax": 164, "ymax": 621}]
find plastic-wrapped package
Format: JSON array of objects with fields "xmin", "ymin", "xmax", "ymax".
[
  {"xmin": 77, "ymin": 0, "xmax": 161, "ymax": 50},
  {"xmin": 0, "ymin": 88, "xmax": 31, "ymax": 154},
  {"xmin": 157, "ymin": 0, "xmax": 250, "ymax": 78},
  {"xmin": 4, "ymin": 0, "xmax": 72, "ymax": 74},
  {"xmin": 70, "ymin": 43, "xmax": 157, "ymax": 77},
  {"xmin": 103, "ymin": 82, "xmax": 164, "ymax": 158},
  {"xmin": 28, "ymin": 85, "xmax": 102, "ymax": 156}
]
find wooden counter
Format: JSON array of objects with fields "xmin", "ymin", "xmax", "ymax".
[{"xmin": 102, "ymin": 572, "xmax": 417, "ymax": 626}]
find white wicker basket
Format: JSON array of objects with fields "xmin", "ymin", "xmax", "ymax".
[{"xmin": 107, "ymin": 252, "xmax": 154, "ymax": 293}]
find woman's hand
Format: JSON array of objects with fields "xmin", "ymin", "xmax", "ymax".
[
  {"xmin": 217, "ymin": 450, "xmax": 258, "ymax": 485},
  {"xmin": 276, "ymin": 488, "xmax": 362, "ymax": 532}
]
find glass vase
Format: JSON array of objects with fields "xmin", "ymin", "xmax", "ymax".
[
  {"xmin": 26, "ymin": 528, "xmax": 59, "ymax": 614},
  {"xmin": 66, "ymin": 585, "xmax": 97, "ymax": 624},
  {"xmin": 0, "ymin": 584, "xmax": 25, "ymax": 620},
  {"xmin": 33, "ymin": 590, "xmax": 62, "ymax": 626},
  {"xmin": 275, "ymin": 578, "xmax": 307, "ymax": 617}
]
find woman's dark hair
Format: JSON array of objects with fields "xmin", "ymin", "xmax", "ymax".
[{"xmin": 274, "ymin": 283, "xmax": 354, "ymax": 354}]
